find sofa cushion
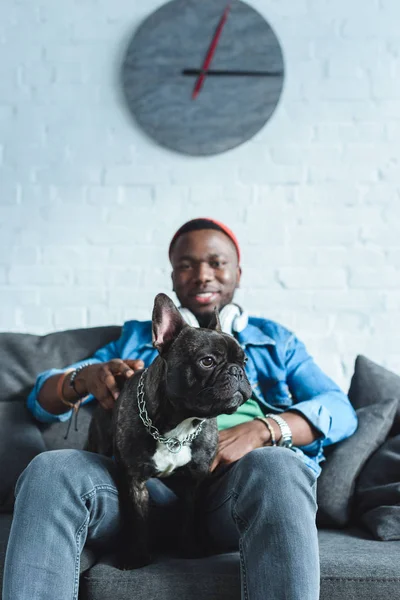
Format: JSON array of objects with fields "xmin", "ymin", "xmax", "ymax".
[
  {"xmin": 39, "ymin": 402, "xmax": 97, "ymax": 451},
  {"xmin": 80, "ymin": 529, "xmax": 400, "ymax": 600},
  {"xmin": 81, "ymin": 552, "xmax": 241, "ymax": 600},
  {"xmin": 0, "ymin": 326, "xmax": 121, "ymax": 403},
  {"xmin": 317, "ymin": 399, "xmax": 397, "ymax": 527},
  {"xmin": 0, "ymin": 514, "xmax": 12, "ymax": 593},
  {"xmin": 0, "ymin": 326, "xmax": 123, "ymax": 507},
  {"xmin": 355, "ymin": 433, "xmax": 400, "ymax": 540},
  {"xmin": 0, "ymin": 402, "xmax": 47, "ymax": 512},
  {"xmin": 348, "ymin": 355, "xmax": 400, "ymax": 435},
  {"xmin": 319, "ymin": 528, "xmax": 400, "ymax": 600}
]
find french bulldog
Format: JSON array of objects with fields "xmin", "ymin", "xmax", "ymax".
[{"xmin": 87, "ymin": 292, "xmax": 252, "ymax": 569}]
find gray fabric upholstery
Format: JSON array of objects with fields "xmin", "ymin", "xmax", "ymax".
[
  {"xmin": 319, "ymin": 528, "xmax": 400, "ymax": 600},
  {"xmin": 0, "ymin": 515, "xmax": 12, "ymax": 595},
  {"xmin": 355, "ymin": 433, "xmax": 400, "ymax": 540},
  {"xmin": 80, "ymin": 529, "xmax": 400, "ymax": 600},
  {"xmin": 0, "ymin": 402, "xmax": 47, "ymax": 512},
  {"xmin": 40, "ymin": 402, "xmax": 97, "ymax": 451},
  {"xmin": 348, "ymin": 355, "xmax": 400, "ymax": 435},
  {"xmin": 81, "ymin": 553, "xmax": 241, "ymax": 600},
  {"xmin": 0, "ymin": 327, "xmax": 121, "ymax": 403},
  {"xmin": 0, "ymin": 326, "xmax": 122, "ymax": 511},
  {"xmin": 317, "ymin": 399, "xmax": 398, "ymax": 527}
]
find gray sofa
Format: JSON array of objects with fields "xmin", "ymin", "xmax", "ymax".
[{"xmin": 1, "ymin": 325, "xmax": 400, "ymax": 600}]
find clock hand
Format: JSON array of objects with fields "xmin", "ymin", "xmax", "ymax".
[
  {"xmin": 192, "ymin": 2, "xmax": 232, "ymax": 100},
  {"xmin": 183, "ymin": 69, "xmax": 283, "ymax": 77}
]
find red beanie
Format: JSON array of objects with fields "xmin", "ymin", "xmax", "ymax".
[{"xmin": 169, "ymin": 218, "xmax": 240, "ymax": 262}]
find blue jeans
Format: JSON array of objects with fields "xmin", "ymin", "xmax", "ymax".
[{"xmin": 3, "ymin": 447, "xmax": 319, "ymax": 600}]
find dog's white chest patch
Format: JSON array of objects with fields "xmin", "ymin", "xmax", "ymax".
[{"xmin": 152, "ymin": 417, "xmax": 198, "ymax": 477}]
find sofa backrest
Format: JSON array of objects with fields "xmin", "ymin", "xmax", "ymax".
[{"xmin": 0, "ymin": 326, "xmax": 122, "ymax": 450}]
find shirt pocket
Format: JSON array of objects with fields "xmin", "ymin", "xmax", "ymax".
[{"xmin": 263, "ymin": 380, "xmax": 293, "ymax": 410}]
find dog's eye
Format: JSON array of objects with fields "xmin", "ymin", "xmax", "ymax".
[
  {"xmin": 243, "ymin": 356, "xmax": 248, "ymax": 365},
  {"xmin": 200, "ymin": 356, "xmax": 215, "ymax": 368}
]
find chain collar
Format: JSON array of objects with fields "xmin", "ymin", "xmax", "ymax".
[{"xmin": 137, "ymin": 368, "xmax": 205, "ymax": 454}]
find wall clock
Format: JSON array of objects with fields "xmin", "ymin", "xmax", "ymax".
[{"xmin": 121, "ymin": 0, "xmax": 285, "ymax": 156}]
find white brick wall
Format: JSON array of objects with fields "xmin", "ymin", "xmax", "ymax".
[{"xmin": 1, "ymin": 0, "xmax": 400, "ymax": 390}]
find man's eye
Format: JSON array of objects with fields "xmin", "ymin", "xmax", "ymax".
[
  {"xmin": 211, "ymin": 261, "xmax": 225, "ymax": 268},
  {"xmin": 200, "ymin": 356, "xmax": 215, "ymax": 368}
]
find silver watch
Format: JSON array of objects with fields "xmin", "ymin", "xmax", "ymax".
[{"xmin": 265, "ymin": 414, "xmax": 293, "ymax": 448}]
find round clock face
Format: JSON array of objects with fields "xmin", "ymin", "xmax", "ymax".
[{"xmin": 122, "ymin": 0, "xmax": 285, "ymax": 156}]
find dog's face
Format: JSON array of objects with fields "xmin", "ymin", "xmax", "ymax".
[{"xmin": 152, "ymin": 293, "xmax": 252, "ymax": 418}]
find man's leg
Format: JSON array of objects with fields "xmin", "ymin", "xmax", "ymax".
[
  {"xmin": 2, "ymin": 449, "xmax": 181, "ymax": 600},
  {"xmin": 201, "ymin": 447, "xmax": 320, "ymax": 600}
]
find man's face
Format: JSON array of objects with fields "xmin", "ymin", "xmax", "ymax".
[{"xmin": 170, "ymin": 229, "xmax": 241, "ymax": 326}]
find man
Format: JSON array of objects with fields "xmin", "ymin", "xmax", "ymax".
[{"xmin": 3, "ymin": 218, "xmax": 358, "ymax": 600}]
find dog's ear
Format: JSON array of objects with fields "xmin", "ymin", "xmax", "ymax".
[
  {"xmin": 152, "ymin": 293, "xmax": 187, "ymax": 355},
  {"xmin": 207, "ymin": 306, "xmax": 222, "ymax": 332}
]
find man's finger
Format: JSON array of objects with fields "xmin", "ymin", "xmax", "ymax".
[
  {"xmin": 122, "ymin": 359, "xmax": 145, "ymax": 377},
  {"xmin": 210, "ymin": 454, "xmax": 220, "ymax": 472},
  {"xmin": 106, "ymin": 361, "xmax": 133, "ymax": 379},
  {"xmin": 100, "ymin": 369, "xmax": 120, "ymax": 400},
  {"xmin": 108, "ymin": 359, "xmax": 143, "ymax": 378},
  {"xmin": 98, "ymin": 394, "xmax": 116, "ymax": 410},
  {"xmin": 107, "ymin": 359, "xmax": 126, "ymax": 373},
  {"xmin": 125, "ymin": 359, "xmax": 145, "ymax": 370},
  {"xmin": 92, "ymin": 380, "xmax": 116, "ymax": 409}
]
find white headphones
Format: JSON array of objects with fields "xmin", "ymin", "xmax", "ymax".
[{"xmin": 179, "ymin": 304, "xmax": 248, "ymax": 335}]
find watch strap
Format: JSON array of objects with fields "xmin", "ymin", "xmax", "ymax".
[{"xmin": 264, "ymin": 414, "xmax": 293, "ymax": 449}]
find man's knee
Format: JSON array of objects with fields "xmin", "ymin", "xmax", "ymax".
[
  {"xmin": 15, "ymin": 449, "xmax": 94, "ymax": 500},
  {"xmin": 238, "ymin": 446, "xmax": 300, "ymax": 478},
  {"xmin": 233, "ymin": 448, "xmax": 317, "ymax": 523},
  {"xmin": 234, "ymin": 447, "xmax": 314, "ymax": 499}
]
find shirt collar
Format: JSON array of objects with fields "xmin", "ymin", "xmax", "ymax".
[{"xmin": 236, "ymin": 320, "xmax": 276, "ymax": 347}]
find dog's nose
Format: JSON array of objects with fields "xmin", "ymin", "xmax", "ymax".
[{"xmin": 228, "ymin": 365, "xmax": 243, "ymax": 380}]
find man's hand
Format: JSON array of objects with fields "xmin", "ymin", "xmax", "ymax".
[
  {"xmin": 75, "ymin": 359, "xmax": 144, "ymax": 410},
  {"xmin": 210, "ymin": 420, "xmax": 270, "ymax": 472}
]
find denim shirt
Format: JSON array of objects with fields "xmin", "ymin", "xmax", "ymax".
[{"xmin": 27, "ymin": 316, "xmax": 358, "ymax": 476}]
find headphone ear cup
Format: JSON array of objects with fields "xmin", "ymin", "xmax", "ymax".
[
  {"xmin": 218, "ymin": 304, "xmax": 241, "ymax": 334},
  {"xmin": 233, "ymin": 307, "xmax": 248, "ymax": 333}
]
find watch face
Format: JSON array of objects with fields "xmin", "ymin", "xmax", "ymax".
[{"xmin": 121, "ymin": 0, "xmax": 285, "ymax": 156}]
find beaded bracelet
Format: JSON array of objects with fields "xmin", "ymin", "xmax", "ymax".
[
  {"xmin": 69, "ymin": 362, "xmax": 92, "ymax": 398},
  {"xmin": 56, "ymin": 369, "xmax": 79, "ymax": 410}
]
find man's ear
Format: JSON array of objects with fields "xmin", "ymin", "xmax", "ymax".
[
  {"xmin": 207, "ymin": 306, "xmax": 222, "ymax": 332},
  {"xmin": 152, "ymin": 293, "xmax": 187, "ymax": 354}
]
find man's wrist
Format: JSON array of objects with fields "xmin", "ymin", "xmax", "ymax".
[
  {"xmin": 61, "ymin": 367, "xmax": 90, "ymax": 401},
  {"xmin": 70, "ymin": 363, "xmax": 92, "ymax": 398},
  {"xmin": 254, "ymin": 417, "xmax": 281, "ymax": 446},
  {"xmin": 265, "ymin": 414, "xmax": 293, "ymax": 448}
]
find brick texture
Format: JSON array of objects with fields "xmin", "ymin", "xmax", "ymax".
[{"xmin": 1, "ymin": 0, "xmax": 400, "ymax": 390}]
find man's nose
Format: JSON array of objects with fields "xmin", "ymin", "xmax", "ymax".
[{"xmin": 194, "ymin": 262, "xmax": 213, "ymax": 282}]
